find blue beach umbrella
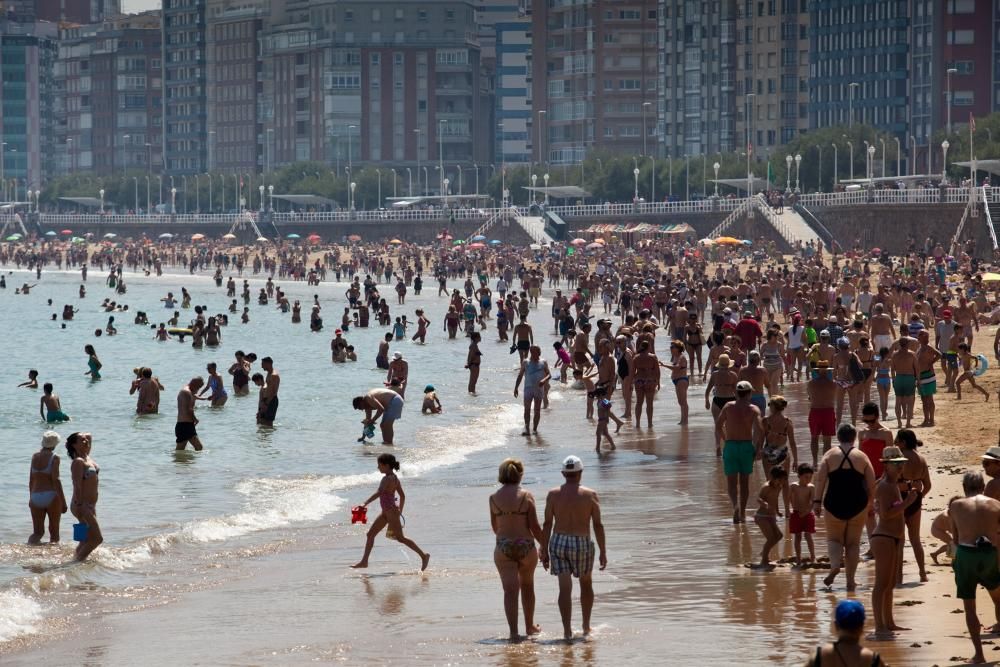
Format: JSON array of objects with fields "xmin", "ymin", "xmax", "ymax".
[
  {"xmin": 286, "ymin": 233, "xmax": 301, "ymax": 239},
  {"xmin": 489, "ymin": 239, "xmax": 502, "ymax": 245},
  {"xmin": 471, "ymin": 234, "xmax": 486, "ymax": 241},
  {"xmin": 44, "ymin": 230, "xmax": 56, "ymax": 237}
]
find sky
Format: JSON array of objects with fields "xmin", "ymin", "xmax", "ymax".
[{"xmin": 122, "ymin": 0, "xmax": 160, "ymax": 14}]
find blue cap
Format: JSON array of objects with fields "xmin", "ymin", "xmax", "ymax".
[{"xmin": 835, "ymin": 599, "xmax": 865, "ymax": 630}]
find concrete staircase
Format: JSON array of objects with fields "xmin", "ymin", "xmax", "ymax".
[
  {"xmin": 708, "ymin": 194, "xmax": 822, "ymax": 249},
  {"xmin": 513, "ymin": 212, "xmax": 554, "ymax": 245}
]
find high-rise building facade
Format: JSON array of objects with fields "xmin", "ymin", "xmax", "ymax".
[
  {"xmin": 162, "ymin": 0, "xmax": 206, "ymax": 175},
  {"xmin": 0, "ymin": 19, "xmax": 57, "ymax": 189},
  {"xmin": 532, "ymin": 0, "xmax": 659, "ymax": 165},
  {"xmin": 55, "ymin": 11, "xmax": 163, "ymax": 176},
  {"xmin": 494, "ymin": 16, "xmax": 531, "ymax": 164},
  {"xmin": 735, "ymin": 0, "xmax": 809, "ymax": 155},
  {"xmin": 808, "ymin": 1, "xmax": 910, "ymax": 137},
  {"xmin": 656, "ymin": 0, "xmax": 738, "ymax": 159},
  {"xmin": 937, "ymin": 0, "xmax": 992, "ymax": 130},
  {"xmin": 4, "ymin": 0, "xmax": 120, "ymax": 24}
]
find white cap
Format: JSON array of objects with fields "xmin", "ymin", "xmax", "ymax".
[
  {"xmin": 393, "ymin": 351, "xmax": 403, "ymax": 360},
  {"xmin": 41, "ymin": 431, "xmax": 61, "ymax": 450},
  {"xmin": 736, "ymin": 380, "xmax": 753, "ymax": 392},
  {"xmin": 562, "ymin": 455, "xmax": 584, "ymax": 473}
]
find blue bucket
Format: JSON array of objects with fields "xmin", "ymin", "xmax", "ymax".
[{"xmin": 73, "ymin": 523, "xmax": 89, "ymax": 542}]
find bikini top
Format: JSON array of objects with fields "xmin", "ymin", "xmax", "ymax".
[
  {"xmin": 490, "ymin": 494, "xmax": 529, "ymax": 518},
  {"xmin": 31, "ymin": 452, "xmax": 56, "ymax": 475}
]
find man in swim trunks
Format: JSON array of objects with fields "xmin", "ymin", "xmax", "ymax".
[
  {"xmin": 353, "ymin": 387, "xmax": 404, "ymax": 444},
  {"xmin": 176, "ymin": 377, "xmax": 204, "ymax": 450},
  {"xmin": 258, "ymin": 357, "xmax": 280, "ymax": 426},
  {"xmin": 806, "ymin": 360, "xmax": 837, "ymax": 465},
  {"xmin": 540, "ymin": 455, "xmax": 607, "ymax": 641},
  {"xmin": 39, "ymin": 383, "xmax": 69, "ymax": 423},
  {"xmin": 512, "ymin": 317, "xmax": 533, "ymax": 363},
  {"xmin": 950, "ymin": 471, "xmax": 1000, "ymax": 664},
  {"xmin": 717, "ymin": 380, "xmax": 764, "ymax": 524},
  {"xmin": 915, "ymin": 330, "xmax": 941, "ymax": 426},
  {"xmin": 890, "ymin": 337, "xmax": 918, "ymax": 429},
  {"xmin": 514, "ymin": 345, "xmax": 551, "ymax": 436},
  {"xmin": 869, "ymin": 303, "xmax": 895, "ymax": 356}
]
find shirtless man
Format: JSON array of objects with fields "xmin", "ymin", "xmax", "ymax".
[
  {"xmin": 551, "ymin": 290, "xmax": 567, "ymax": 333},
  {"xmin": 983, "ymin": 448, "xmax": 1000, "ymax": 501},
  {"xmin": 386, "ymin": 351, "xmax": 409, "ymax": 397},
  {"xmin": 352, "ymin": 387, "xmax": 404, "ymax": 444},
  {"xmin": 40, "ymin": 383, "xmax": 70, "ymax": 423},
  {"xmin": 259, "ymin": 357, "xmax": 280, "ymax": 426},
  {"xmin": 806, "ymin": 360, "xmax": 837, "ymax": 465},
  {"xmin": 571, "ymin": 325, "xmax": 593, "ymax": 373},
  {"xmin": 512, "ymin": 317, "xmax": 534, "ymax": 363},
  {"xmin": 540, "ymin": 455, "xmax": 607, "ymax": 641},
  {"xmin": 738, "ymin": 350, "xmax": 771, "ymax": 416},
  {"xmin": 514, "ymin": 346, "xmax": 551, "ymax": 435},
  {"xmin": 175, "ymin": 377, "xmax": 204, "ymax": 450},
  {"xmin": 890, "ymin": 337, "xmax": 918, "ymax": 429},
  {"xmin": 950, "ymin": 471, "xmax": 1000, "ymax": 664},
  {"xmin": 869, "ymin": 304, "xmax": 895, "ymax": 356},
  {"xmin": 716, "ymin": 381, "xmax": 764, "ymax": 523},
  {"xmin": 131, "ymin": 367, "xmax": 162, "ymax": 414},
  {"xmin": 955, "ymin": 296, "xmax": 979, "ymax": 347},
  {"xmin": 915, "ymin": 330, "xmax": 942, "ymax": 426}
]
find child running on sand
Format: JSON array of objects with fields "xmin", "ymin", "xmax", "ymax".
[
  {"xmin": 956, "ymin": 343, "xmax": 990, "ymax": 401},
  {"xmin": 595, "ymin": 398, "xmax": 623, "ymax": 452},
  {"xmin": 351, "ymin": 453, "xmax": 430, "ymax": 571},
  {"xmin": 752, "ymin": 467, "xmax": 787, "ymax": 570},
  {"xmin": 928, "ymin": 496, "xmax": 959, "ymax": 565},
  {"xmin": 789, "ymin": 463, "xmax": 817, "ymax": 564}
]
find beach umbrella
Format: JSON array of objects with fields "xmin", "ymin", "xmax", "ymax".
[
  {"xmin": 870, "ymin": 247, "xmax": 881, "ymax": 255},
  {"xmin": 715, "ymin": 236, "xmax": 742, "ymax": 245},
  {"xmin": 44, "ymin": 230, "xmax": 56, "ymax": 237},
  {"xmin": 389, "ymin": 238, "xmax": 403, "ymax": 245},
  {"xmin": 471, "ymin": 234, "xmax": 486, "ymax": 241},
  {"xmin": 256, "ymin": 236, "xmax": 269, "ymax": 243},
  {"xmin": 286, "ymin": 233, "xmax": 301, "ymax": 239},
  {"xmin": 191, "ymin": 233, "xmax": 205, "ymax": 241},
  {"xmin": 5, "ymin": 233, "xmax": 21, "ymax": 241},
  {"xmin": 307, "ymin": 233, "xmax": 321, "ymax": 241},
  {"xmin": 347, "ymin": 234, "xmax": 362, "ymax": 242},
  {"xmin": 742, "ymin": 239, "xmax": 752, "ymax": 245},
  {"xmin": 981, "ymin": 272, "xmax": 1000, "ymax": 283},
  {"xmin": 698, "ymin": 238, "xmax": 714, "ymax": 245},
  {"xmin": 60, "ymin": 229, "xmax": 72, "ymax": 235},
  {"xmin": 570, "ymin": 238, "xmax": 586, "ymax": 246},
  {"xmin": 159, "ymin": 232, "xmax": 174, "ymax": 239},
  {"xmin": 489, "ymin": 239, "xmax": 502, "ymax": 245},
  {"xmin": 71, "ymin": 236, "xmax": 85, "ymax": 244},
  {"xmin": 529, "ymin": 243, "xmax": 541, "ymax": 250},
  {"xmin": 103, "ymin": 232, "xmax": 117, "ymax": 239},
  {"xmin": 468, "ymin": 242, "xmax": 485, "ymax": 249},
  {"xmin": 593, "ymin": 237, "xmax": 606, "ymax": 244},
  {"xmin": 222, "ymin": 233, "xmax": 237, "ymax": 240},
  {"xmin": 452, "ymin": 239, "xmax": 465, "ymax": 245},
  {"xmin": 586, "ymin": 242, "xmax": 603, "ymax": 250}
]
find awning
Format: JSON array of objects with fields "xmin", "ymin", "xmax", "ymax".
[
  {"xmin": 58, "ymin": 197, "xmax": 103, "ymax": 208},
  {"xmin": 953, "ymin": 160, "xmax": 1000, "ymax": 176},
  {"xmin": 522, "ymin": 185, "xmax": 591, "ymax": 198},
  {"xmin": 270, "ymin": 194, "xmax": 336, "ymax": 207}
]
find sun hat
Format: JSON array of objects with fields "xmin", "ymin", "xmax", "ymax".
[
  {"xmin": 982, "ymin": 446, "xmax": 1000, "ymax": 461},
  {"xmin": 880, "ymin": 446, "xmax": 908, "ymax": 463},
  {"xmin": 41, "ymin": 431, "xmax": 61, "ymax": 450},
  {"xmin": 716, "ymin": 354, "xmax": 732, "ymax": 368},
  {"xmin": 562, "ymin": 455, "xmax": 583, "ymax": 473}
]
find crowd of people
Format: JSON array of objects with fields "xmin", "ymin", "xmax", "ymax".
[{"xmin": 8, "ymin": 227, "xmax": 1000, "ymax": 660}]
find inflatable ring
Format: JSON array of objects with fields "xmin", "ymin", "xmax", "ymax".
[
  {"xmin": 976, "ymin": 354, "xmax": 989, "ymax": 377},
  {"xmin": 168, "ymin": 328, "xmax": 193, "ymax": 336}
]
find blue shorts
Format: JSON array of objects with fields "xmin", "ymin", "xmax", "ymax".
[
  {"xmin": 750, "ymin": 394, "xmax": 766, "ymax": 415},
  {"xmin": 383, "ymin": 394, "xmax": 404, "ymax": 421}
]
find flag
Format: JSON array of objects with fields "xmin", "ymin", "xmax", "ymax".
[{"xmin": 970, "ymin": 113, "xmax": 976, "ymax": 132}]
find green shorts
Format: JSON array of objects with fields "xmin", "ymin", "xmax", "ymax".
[
  {"xmin": 892, "ymin": 374, "xmax": 916, "ymax": 397},
  {"xmin": 954, "ymin": 544, "xmax": 1000, "ymax": 599},
  {"xmin": 723, "ymin": 440, "xmax": 755, "ymax": 476},
  {"xmin": 918, "ymin": 370, "xmax": 936, "ymax": 397}
]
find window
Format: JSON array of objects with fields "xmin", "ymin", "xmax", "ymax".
[
  {"xmin": 952, "ymin": 60, "xmax": 974, "ymax": 75},
  {"xmin": 371, "ymin": 8, "xmax": 380, "ymax": 21},
  {"xmin": 394, "ymin": 53, "xmax": 403, "ymax": 65},
  {"xmin": 417, "ymin": 9, "xmax": 427, "ymax": 21},
  {"xmin": 619, "ymin": 79, "xmax": 640, "ymax": 90},
  {"xmin": 445, "ymin": 8, "xmax": 455, "ymax": 20},
  {"xmin": 619, "ymin": 9, "xmax": 640, "ymax": 19},
  {"xmin": 948, "ymin": 0, "xmax": 975, "ymax": 12},
  {"xmin": 953, "ymin": 90, "xmax": 974, "ymax": 106},
  {"xmin": 330, "ymin": 74, "xmax": 360, "ymax": 89},
  {"xmin": 604, "ymin": 127, "xmax": 614, "ymax": 137},
  {"xmin": 947, "ymin": 30, "xmax": 974, "ymax": 45},
  {"xmin": 371, "ymin": 53, "xmax": 380, "ymax": 66},
  {"xmin": 436, "ymin": 49, "xmax": 468, "ymax": 66},
  {"xmin": 394, "ymin": 8, "xmax": 404, "ymax": 20},
  {"xmin": 344, "ymin": 9, "xmax": 353, "ymax": 21}
]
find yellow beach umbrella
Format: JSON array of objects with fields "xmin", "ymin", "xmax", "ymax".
[{"xmin": 981, "ymin": 272, "xmax": 1000, "ymax": 283}]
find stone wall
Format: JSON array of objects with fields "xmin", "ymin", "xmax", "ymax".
[{"xmin": 807, "ymin": 204, "xmax": 966, "ymax": 254}]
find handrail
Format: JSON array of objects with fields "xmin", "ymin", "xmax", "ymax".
[
  {"xmin": 793, "ymin": 202, "xmax": 835, "ymax": 251},
  {"xmin": 707, "ymin": 196, "xmax": 754, "ymax": 238},
  {"xmin": 982, "ymin": 187, "xmax": 998, "ymax": 251}
]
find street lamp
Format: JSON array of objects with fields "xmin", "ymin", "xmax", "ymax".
[
  {"xmin": 908, "ymin": 135, "xmax": 916, "ymax": 176},
  {"xmin": 349, "ymin": 181, "xmax": 356, "ymax": 211},
  {"xmin": 941, "ymin": 140, "xmax": 950, "ymax": 185},
  {"xmin": 422, "ymin": 166, "xmax": 428, "ymax": 197},
  {"xmin": 474, "ymin": 163, "xmax": 479, "ymax": 195},
  {"xmin": 794, "ymin": 153, "xmax": 802, "ymax": 193},
  {"xmin": 894, "ymin": 137, "xmax": 901, "ymax": 177},
  {"xmin": 642, "ymin": 101, "xmax": 651, "ymax": 156},
  {"xmin": 443, "ymin": 177, "xmax": 450, "ymax": 209},
  {"xmin": 816, "ymin": 145, "xmax": 823, "ymax": 192},
  {"xmin": 145, "ymin": 175, "xmax": 150, "ymax": 213},
  {"xmin": 413, "ymin": 128, "xmax": 422, "ymax": 195},
  {"xmin": 133, "ymin": 177, "xmax": 138, "ymax": 213},
  {"xmin": 847, "ymin": 141, "xmax": 854, "ymax": 181},
  {"xmin": 531, "ymin": 173, "xmax": 537, "ymax": 205},
  {"xmin": 34, "ymin": 190, "xmax": 40, "ymax": 214},
  {"xmin": 535, "ymin": 109, "xmax": 547, "ymax": 172},
  {"xmin": 99, "ymin": 188, "xmax": 105, "ymax": 213},
  {"xmin": 390, "ymin": 168, "xmax": 397, "ymax": 199},
  {"xmin": 543, "ymin": 173, "xmax": 549, "ymax": 204},
  {"xmin": 785, "ymin": 154, "xmax": 793, "ymax": 194},
  {"xmin": 258, "ymin": 184, "xmax": 264, "ymax": 211},
  {"xmin": 182, "ymin": 175, "xmax": 187, "ymax": 213},
  {"xmin": 946, "ymin": 68, "xmax": 958, "ymax": 135},
  {"xmin": 376, "ymin": 168, "xmax": 382, "ymax": 209},
  {"xmin": 745, "ymin": 93, "xmax": 755, "ymax": 200},
  {"xmin": 633, "ymin": 167, "xmax": 640, "ymax": 203},
  {"xmin": 879, "ymin": 138, "xmax": 886, "ymax": 179},
  {"xmin": 685, "ymin": 154, "xmax": 691, "ymax": 200},
  {"xmin": 848, "ymin": 82, "xmax": 859, "ymax": 127},
  {"xmin": 438, "ymin": 119, "xmax": 446, "ymax": 196},
  {"xmin": 406, "ymin": 167, "xmax": 413, "ymax": 197},
  {"xmin": 867, "ymin": 144, "xmax": 875, "ymax": 184},
  {"xmin": 194, "ymin": 174, "xmax": 200, "ymax": 212},
  {"xmin": 268, "ymin": 184, "xmax": 274, "ymax": 211},
  {"xmin": 121, "ymin": 134, "xmax": 130, "ymax": 175},
  {"xmin": 831, "ymin": 143, "xmax": 838, "ymax": 189},
  {"xmin": 170, "ymin": 187, "xmax": 176, "ymax": 214},
  {"xmin": 347, "ymin": 124, "xmax": 356, "ymax": 175},
  {"xmin": 713, "ymin": 162, "xmax": 720, "ymax": 197}
]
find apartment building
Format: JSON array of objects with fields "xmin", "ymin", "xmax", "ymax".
[{"xmin": 162, "ymin": 0, "xmax": 207, "ymax": 174}]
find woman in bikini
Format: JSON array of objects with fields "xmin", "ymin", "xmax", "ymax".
[
  {"xmin": 684, "ymin": 312, "xmax": 704, "ymax": 376},
  {"xmin": 352, "ymin": 453, "xmax": 430, "ymax": 571},
  {"xmin": 760, "ymin": 329, "xmax": 785, "ymax": 392},
  {"xmin": 67, "ymin": 432, "xmax": 103, "ymax": 561},
  {"xmin": 760, "ymin": 396, "xmax": 797, "ymax": 516},
  {"xmin": 662, "ymin": 340, "xmax": 689, "ymax": 425},
  {"xmin": 705, "ymin": 353, "xmax": 738, "ymax": 456},
  {"xmin": 628, "ymin": 339, "xmax": 660, "ymax": 429},
  {"xmin": 466, "ymin": 331, "xmax": 482, "ymax": 394},
  {"xmin": 896, "ymin": 429, "xmax": 931, "ymax": 583},
  {"xmin": 870, "ymin": 445, "xmax": 921, "ymax": 638},
  {"xmin": 489, "ymin": 458, "xmax": 543, "ymax": 642},
  {"xmin": 28, "ymin": 431, "xmax": 67, "ymax": 545}
]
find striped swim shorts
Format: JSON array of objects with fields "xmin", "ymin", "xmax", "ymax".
[{"xmin": 548, "ymin": 533, "xmax": 595, "ymax": 578}]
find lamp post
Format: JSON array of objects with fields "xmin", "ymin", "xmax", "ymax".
[
  {"xmin": 543, "ymin": 173, "xmax": 550, "ymax": 204},
  {"xmin": 847, "ymin": 141, "xmax": 854, "ymax": 181},
  {"xmin": 206, "ymin": 173, "xmax": 212, "ymax": 213},
  {"xmin": 99, "ymin": 188, "xmax": 105, "ymax": 213},
  {"xmin": 347, "ymin": 124, "xmax": 356, "ymax": 176},
  {"xmin": 158, "ymin": 175, "xmax": 162, "ymax": 209},
  {"xmin": 633, "ymin": 167, "xmax": 640, "ymax": 203},
  {"xmin": 848, "ymin": 82, "xmax": 859, "ymax": 127},
  {"xmin": 268, "ymin": 184, "xmax": 274, "ymax": 211},
  {"xmin": 170, "ymin": 187, "xmax": 176, "ymax": 214},
  {"xmin": 535, "ymin": 109, "xmax": 547, "ymax": 174},
  {"xmin": 457, "ymin": 165, "xmax": 463, "ymax": 195},
  {"xmin": 642, "ymin": 101, "xmax": 651, "ymax": 156},
  {"xmin": 745, "ymin": 93, "xmax": 755, "ymax": 200},
  {"xmin": 685, "ymin": 154, "xmax": 690, "ymax": 200},
  {"xmin": 713, "ymin": 161, "xmax": 720, "ymax": 196},
  {"xmin": 816, "ymin": 145, "xmax": 823, "ymax": 191},
  {"xmin": 194, "ymin": 174, "xmax": 200, "ymax": 213},
  {"xmin": 794, "ymin": 153, "xmax": 802, "ymax": 193},
  {"xmin": 406, "ymin": 167, "xmax": 412, "ymax": 197},
  {"xmin": 531, "ymin": 173, "xmax": 537, "ymax": 205},
  {"xmin": 867, "ymin": 145, "xmax": 875, "ymax": 184},
  {"xmin": 34, "ymin": 190, "xmax": 40, "ymax": 213},
  {"xmin": 208, "ymin": 130, "xmax": 215, "ymax": 172},
  {"xmin": 133, "ymin": 177, "xmax": 138, "ymax": 213},
  {"xmin": 121, "ymin": 134, "xmax": 129, "ymax": 175},
  {"xmin": 145, "ymin": 175, "xmax": 150, "ymax": 213},
  {"xmin": 941, "ymin": 140, "xmax": 950, "ymax": 185},
  {"xmin": 438, "ymin": 118, "xmax": 445, "ymax": 196},
  {"xmin": 668, "ymin": 152, "xmax": 672, "ymax": 198},
  {"xmin": 894, "ymin": 137, "xmax": 901, "ymax": 178},
  {"xmin": 785, "ymin": 154, "xmax": 793, "ymax": 194},
  {"xmin": 349, "ymin": 181, "xmax": 356, "ymax": 210},
  {"xmin": 66, "ymin": 138, "xmax": 72, "ymax": 175},
  {"xmin": 258, "ymin": 185, "xmax": 264, "ymax": 211},
  {"xmin": 422, "ymin": 166, "xmax": 428, "ymax": 198},
  {"xmin": 946, "ymin": 68, "xmax": 957, "ymax": 135},
  {"xmin": 145, "ymin": 142, "xmax": 151, "ymax": 174},
  {"xmin": 376, "ymin": 168, "xmax": 382, "ymax": 209},
  {"xmin": 390, "ymin": 168, "xmax": 397, "ymax": 199},
  {"xmin": 831, "ymin": 143, "xmax": 838, "ymax": 189},
  {"xmin": 879, "ymin": 138, "xmax": 886, "ymax": 179},
  {"xmin": 474, "ymin": 163, "xmax": 479, "ymax": 194},
  {"xmin": 218, "ymin": 174, "xmax": 224, "ymax": 213},
  {"xmin": 443, "ymin": 177, "xmax": 449, "ymax": 209},
  {"xmin": 181, "ymin": 175, "xmax": 187, "ymax": 213}
]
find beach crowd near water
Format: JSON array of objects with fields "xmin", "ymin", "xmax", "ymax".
[{"xmin": 8, "ymin": 228, "xmax": 1000, "ymax": 665}]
